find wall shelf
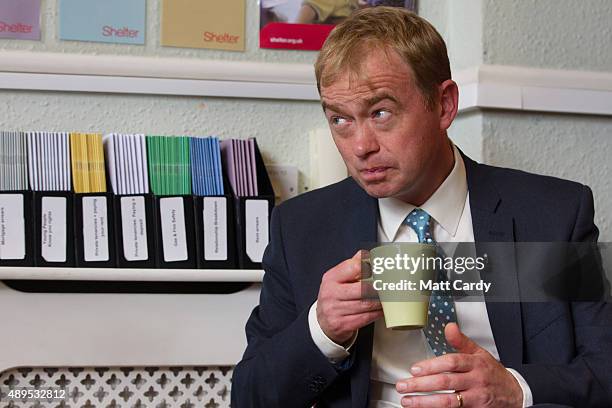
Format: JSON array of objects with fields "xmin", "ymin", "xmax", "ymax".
[
  {"xmin": 0, "ymin": 267, "xmax": 264, "ymax": 282},
  {"xmin": 3, "ymin": 51, "xmax": 611, "ymax": 115},
  {"xmin": 0, "ymin": 50, "xmax": 320, "ymax": 101}
]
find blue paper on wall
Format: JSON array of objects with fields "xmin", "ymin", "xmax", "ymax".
[{"xmin": 59, "ymin": 0, "xmax": 145, "ymax": 44}]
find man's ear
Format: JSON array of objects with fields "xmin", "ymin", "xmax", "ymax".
[{"xmin": 438, "ymin": 79, "xmax": 459, "ymax": 131}]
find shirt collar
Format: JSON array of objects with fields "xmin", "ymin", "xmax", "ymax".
[{"xmin": 378, "ymin": 144, "xmax": 468, "ymax": 241}]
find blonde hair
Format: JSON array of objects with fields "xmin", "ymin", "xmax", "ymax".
[{"xmin": 314, "ymin": 7, "xmax": 451, "ymax": 110}]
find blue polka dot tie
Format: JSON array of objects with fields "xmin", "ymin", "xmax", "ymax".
[{"xmin": 405, "ymin": 208, "xmax": 457, "ymax": 356}]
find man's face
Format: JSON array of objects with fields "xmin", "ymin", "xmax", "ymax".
[{"xmin": 320, "ymin": 48, "xmax": 453, "ymax": 204}]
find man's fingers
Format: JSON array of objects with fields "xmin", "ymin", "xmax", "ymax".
[
  {"xmin": 445, "ymin": 322, "xmax": 482, "ymax": 355},
  {"xmin": 406, "ymin": 353, "xmax": 474, "ymax": 377},
  {"xmin": 342, "ymin": 310, "xmax": 384, "ymax": 331},
  {"xmin": 326, "ymin": 251, "xmax": 363, "ymax": 283},
  {"xmin": 326, "ymin": 278, "xmax": 378, "ymax": 302},
  {"xmin": 332, "ymin": 281, "xmax": 367, "ymax": 301},
  {"xmin": 335, "ymin": 299, "xmax": 382, "ymax": 315},
  {"xmin": 317, "ymin": 251, "xmax": 382, "ymax": 342},
  {"xmin": 400, "ymin": 390, "xmax": 472, "ymax": 408},
  {"xmin": 396, "ymin": 372, "xmax": 471, "ymax": 394}
]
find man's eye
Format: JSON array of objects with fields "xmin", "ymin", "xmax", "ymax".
[
  {"xmin": 331, "ymin": 116, "xmax": 348, "ymax": 126},
  {"xmin": 373, "ymin": 109, "xmax": 390, "ymax": 120}
]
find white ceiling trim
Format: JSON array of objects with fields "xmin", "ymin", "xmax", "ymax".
[{"xmin": 1, "ymin": 51, "xmax": 611, "ymax": 115}]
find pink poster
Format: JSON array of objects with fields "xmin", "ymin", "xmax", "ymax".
[
  {"xmin": 0, "ymin": 0, "xmax": 41, "ymax": 40},
  {"xmin": 260, "ymin": 0, "xmax": 416, "ymax": 50}
]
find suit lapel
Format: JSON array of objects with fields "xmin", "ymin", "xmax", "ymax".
[
  {"xmin": 350, "ymin": 323, "xmax": 376, "ymax": 407},
  {"xmin": 338, "ymin": 180, "xmax": 379, "ymax": 257},
  {"xmin": 463, "ymin": 154, "xmax": 524, "ymax": 368},
  {"xmin": 341, "ymin": 180, "xmax": 378, "ymax": 408}
]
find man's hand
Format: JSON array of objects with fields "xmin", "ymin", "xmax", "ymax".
[
  {"xmin": 396, "ymin": 323, "xmax": 523, "ymax": 408},
  {"xmin": 317, "ymin": 250, "xmax": 383, "ymax": 345}
]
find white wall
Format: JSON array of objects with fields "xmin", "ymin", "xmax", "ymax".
[
  {"xmin": 482, "ymin": 111, "xmax": 612, "ymax": 238},
  {"xmin": 482, "ymin": 0, "xmax": 612, "ymax": 71},
  {"xmin": 419, "ymin": 0, "xmax": 486, "ymax": 171},
  {"xmin": 427, "ymin": 0, "xmax": 612, "ymax": 240},
  {"xmin": 479, "ymin": 0, "xmax": 612, "ymax": 239}
]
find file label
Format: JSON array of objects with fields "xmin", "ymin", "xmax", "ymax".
[
  {"xmin": 203, "ymin": 197, "xmax": 227, "ymax": 261},
  {"xmin": 245, "ymin": 200, "xmax": 269, "ymax": 263},
  {"xmin": 41, "ymin": 197, "xmax": 67, "ymax": 262},
  {"xmin": 0, "ymin": 194, "xmax": 25, "ymax": 260},
  {"xmin": 121, "ymin": 196, "xmax": 149, "ymax": 261},
  {"xmin": 82, "ymin": 196, "xmax": 110, "ymax": 261},
  {"xmin": 160, "ymin": 197, "xmax": 188, "ymax": 262}
]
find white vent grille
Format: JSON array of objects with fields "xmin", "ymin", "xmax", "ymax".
[{"xmin": 0, "ymin": 366, "xmax": 233, "ymax": 407}]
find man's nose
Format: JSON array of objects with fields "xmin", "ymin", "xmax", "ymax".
[{"xmin": 353, "ymin": 124, "xmax": 379, "ymax": 158}]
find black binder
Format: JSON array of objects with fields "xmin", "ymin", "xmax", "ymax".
[
  {"xmin": 194, "ymin": 190, "xmax": 237, "ymax": 270},
  {"xmin": 233, "ymin": 142, "xmax": 275, "ymax": 269}
]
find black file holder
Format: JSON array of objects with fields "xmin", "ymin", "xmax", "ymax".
[
  {"xmin": 114, "ymin": 194, "xmax": 157, "ymax": 268},
  {"xmin": 33, "ymin": 191, "xmax": 75, "ymax": 267},
  {"xmin": 234, "ymin": 142, "xmax": 275, "ymax": 269},
  {"xmin": 74, "ymin": 192, "xmax": 117, "ymax": 268},
  {"xmin": 153, "ymin": 195, "xmax": 197, "ymax": 269},
  {"xmin": 194, "ymin": 192, "xmax": 237, "ymax": 270},
  {"xmin": 0, "ymin": 190, "xmax": 35, "ymax": 267}
]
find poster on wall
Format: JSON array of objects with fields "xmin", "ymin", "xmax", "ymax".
[
  {"xmin": 260, "ymin": 0, "xmax": 417, "ymax": 50},
  {"xmin": 0, "ymin": 0, "xmax": 41, "ymax": 41},
  {"xmin": 59, "ymin": 0, "xmax": 145, "ymax": 45},
  {"xmin": 161, "ymin": 0, "xmax": 245, "ymax": 52}
]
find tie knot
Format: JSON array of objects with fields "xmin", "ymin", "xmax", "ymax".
[{"xmin": 404, "ymin": 208, "xmax": 433, "ymax": 243}]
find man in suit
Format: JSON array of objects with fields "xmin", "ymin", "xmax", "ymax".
[{"xmin": 232, "ymin": 7, "xmax": 612, "ymax": 408}]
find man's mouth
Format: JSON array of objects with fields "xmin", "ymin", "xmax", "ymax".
[
  {"xmin": 360, "ymin": 166, "xmax": 390, "ymax": 181},
  {"xmin": 363, "ymin": 166, "xmax": 388, "ymax": 172}
]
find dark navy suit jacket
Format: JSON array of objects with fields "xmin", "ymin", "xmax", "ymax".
[{"xmin": 232, "ymin": 154, "xmax": 612, "ymax": 407}]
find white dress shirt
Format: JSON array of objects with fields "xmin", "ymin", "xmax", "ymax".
[{"xmin": 308, "ymin": 145, "xmax": 533, "ymax": 407}]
